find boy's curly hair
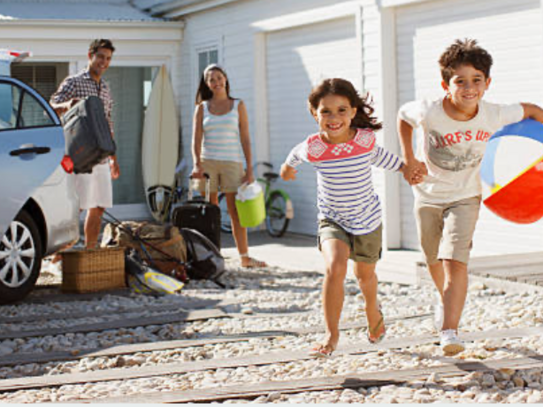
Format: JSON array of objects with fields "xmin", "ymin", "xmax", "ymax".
[
  {"xmin": 308, "ymin": 78, "xmax": 382, "ymax": 131},
  {"xmin": 439, "ymin": 38, "xmax": 493, "ymax": 84}
]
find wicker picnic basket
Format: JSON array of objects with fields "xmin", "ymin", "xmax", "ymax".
[{"xmin": 61, "ymin": 247, "xmax": 126, "ymax": 293}]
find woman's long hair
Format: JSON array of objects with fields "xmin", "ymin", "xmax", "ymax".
[
  {"xmin": 195, "ymin": 64, "xmax": 233, "ymax": 105},
  {"xmin": 308, "ymin": 78, "xmax": 382, "ymax": 131}
]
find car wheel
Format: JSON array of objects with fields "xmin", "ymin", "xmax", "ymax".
[{"xmin": 0, "ymin": 210, "xmax": 43, "ymax": 304}]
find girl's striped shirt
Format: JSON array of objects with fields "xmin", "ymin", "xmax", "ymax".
[
  {"xmin": 285, "ymin": 128, "xmax": 403, "ymax": 235},
  {"xmin": 201, "ymin": 99, "xmax": 244, "ymax": 163}
]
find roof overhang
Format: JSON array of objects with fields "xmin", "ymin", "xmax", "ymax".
[
  {"xmin": 0, "ymin": 19, "xmax": 184, "ymax": 64},
  {"xmin": 149, "ymin": 0, "xmax": 244, "ymax": 18},
  {"xmin": 380, "ymin": 0, "xmax": 433, "ymax": 7}
]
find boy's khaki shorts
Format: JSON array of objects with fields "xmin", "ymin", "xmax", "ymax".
[
  {"xmin": 415, "ymin": 196, "xmax": 481, "ymax": 265},
  {"xmin": 317, "ymin": 219, "xmax": 382, "ymax": 264},
  {"xmin": 197, "ymin": 159, "xmax": 244, "ymax": 194}
]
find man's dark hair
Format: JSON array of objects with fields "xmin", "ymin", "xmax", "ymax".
[
  {"xmin": 439, "ymin": 38, "xmax": 492, "ymax": 84},
  {"xmin": 89, "ymin": 39, "xmax": 115, "ymax": 55}
]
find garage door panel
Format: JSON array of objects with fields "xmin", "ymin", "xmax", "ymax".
[
  {"xmin": 267, "ymin": 17, "xmax": 359, "ymax": 235},
  {"xmin": 397, "ymin": 0, "xmax": 543, "ymax": 253}
]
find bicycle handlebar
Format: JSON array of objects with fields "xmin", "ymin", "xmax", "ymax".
[{"xmin": 257, "ymin": 161, "xmax": 273, "ymax": 169}]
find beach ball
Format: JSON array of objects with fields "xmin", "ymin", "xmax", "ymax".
[{"xmin": 480, "ymin": 119, "xmax": 543, "ymax": 224}]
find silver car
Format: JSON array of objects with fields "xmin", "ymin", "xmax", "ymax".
[{"xmin": 0, "ymin": 75, "xmax": 79, "ymax": 303}]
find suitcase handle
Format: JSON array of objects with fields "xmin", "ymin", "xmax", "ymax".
[{"xmin": 188, "ymin": 173, "xmax": 210, "ymax": 202}]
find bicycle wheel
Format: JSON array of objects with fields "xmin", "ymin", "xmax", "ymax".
[
  {"xmin": 218, "ymin": 193, "xmax": 232, "ymax": 233},
  {"xmin": 265, "ymin": 191, "xmax": 290, "ymax": 237}
]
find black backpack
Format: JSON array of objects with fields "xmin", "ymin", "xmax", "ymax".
[{"xmin": 179, "ymin": 228, "xmax": 226, "ymax": 287}]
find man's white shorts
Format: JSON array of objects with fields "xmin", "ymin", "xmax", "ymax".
[{"xmin": 75, "ymin": 162, "xmax": 113, "ymax": 210}]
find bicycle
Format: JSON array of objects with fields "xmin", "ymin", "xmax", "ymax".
[{"xmin": 218, "ymin": 162, "xmax": 294, "ymax": 237}]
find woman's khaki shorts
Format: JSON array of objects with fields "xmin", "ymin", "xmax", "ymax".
[
  {"xmin": 415, "ymin": 196, "xmax": 481, "ymax": 265},
  {"xmin": 197, "ymin": 159, "xmax": 244, "ymax": 194},
  {"xmin": 317, "ymin": 219, "xmax": 382, "ymax": 264}
]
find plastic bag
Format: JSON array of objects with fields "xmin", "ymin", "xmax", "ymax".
[{"xmin": 235, "ymin": 182, "xmax": 263, "ymax": 202}]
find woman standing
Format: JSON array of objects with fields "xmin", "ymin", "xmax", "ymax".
[{"xmin": 191, "ymin": 64, "xmax": 266, "ymax": 268}]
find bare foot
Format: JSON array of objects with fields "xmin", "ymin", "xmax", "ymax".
[
  {"xmin": 240, "ymin": 256, "xmax": 267, "ymax": 268},
  {"xmin": 310, "ymin": 332, "xmax": 339, "ymax": 357},
  {"xmin": 50, "ymin": 254, "xmax": 62, "ymax": 264}
]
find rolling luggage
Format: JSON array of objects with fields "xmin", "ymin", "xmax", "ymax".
[
  {"xmin": 171, "ymin": 174, "xmax": 221, "ymax": 249},
  {"xmin": 63, "ymin": 96, "xmax": 116, "ymax": 174}
]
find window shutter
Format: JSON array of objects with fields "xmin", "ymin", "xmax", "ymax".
[{"xmin": 11, "ymin": 64, "xmax": 57, "ymax": 101}]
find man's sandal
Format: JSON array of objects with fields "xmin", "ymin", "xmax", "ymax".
[{"xmin": 367, "ymin": 303, "xmax": 386, "ymax": 344}]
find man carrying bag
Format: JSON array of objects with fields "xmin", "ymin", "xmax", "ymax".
[{"xmin": 50, "ymin": 39, "xmax": 120, "ymax": 251}]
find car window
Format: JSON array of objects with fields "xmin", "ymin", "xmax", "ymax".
[
  {"xmin": 0, "ymin": 83, "xmax": 20, "ymax": 130},
  {"xmin": 0, "ymin": 82, "xmax": 54, "ymax": 131},
  {"xmin": 20, "ymin": 91, "xmax": 54, "ymax": 128}
]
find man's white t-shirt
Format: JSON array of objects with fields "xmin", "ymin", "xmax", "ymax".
[{"xmin": 399, "ymin": 98, "xmax": 524, "ymax": 204}]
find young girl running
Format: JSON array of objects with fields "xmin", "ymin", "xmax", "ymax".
[{"xmin": 281, "ymin": 78, "xmax": 414, "ymax": 357}]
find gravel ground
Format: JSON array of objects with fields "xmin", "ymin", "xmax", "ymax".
[{"xmin": 0, "ymin": 258, "xmax": 542, "ymax": 403}]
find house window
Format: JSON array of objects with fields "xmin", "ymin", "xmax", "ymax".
[
  {"xmin": 198, "ymin": 49, "xmax": 218, "ymax": 76},
  {"xmin": 11, "ymin": 64, "xmax": 58, "ymax": 101}
]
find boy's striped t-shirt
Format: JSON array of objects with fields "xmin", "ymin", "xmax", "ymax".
[
  {"xmin": 285, "ymin": 128, "xmax": 403, "ymax": 235},
  {"xmin": 201, "ymin": 99, "xmax": 244, "ymax": 163}
]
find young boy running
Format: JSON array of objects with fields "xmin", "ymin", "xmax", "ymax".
[{"xmin": 398, "ymin": 38, "xmax": 543, "ymax": 355}]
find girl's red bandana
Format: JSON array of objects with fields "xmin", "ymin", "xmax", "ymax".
[{"xmin": 306, "ymin": 129, "xmax": 375, "ymax": 162}]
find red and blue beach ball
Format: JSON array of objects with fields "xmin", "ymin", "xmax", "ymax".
[{"xmin": 480, "ymin": 119, "xmax": 543, "ymax": 224}]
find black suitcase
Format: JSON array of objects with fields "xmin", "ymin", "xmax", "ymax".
[
  {"xmin": 171, "ymin": 174, "xmax": 221, "ymax": 249},
  {"xmin": 63, "ymin": 96, "xmax": 116, "ymax": 174}
]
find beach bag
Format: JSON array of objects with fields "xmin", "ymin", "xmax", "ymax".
[
  {"xmin": 63, "ymin": 96, "xmax": 116, "ymax": 174},
  {"xmin": 125, "ymin": 249, "xmax": 184, "ymax": 295},
  {"xmin": 102, "ymin": 221, "xmax": 188, "ymax": 282},
  {"xmin": 179, "ymin": 228, "xmax": 225, "ymax": 285}
]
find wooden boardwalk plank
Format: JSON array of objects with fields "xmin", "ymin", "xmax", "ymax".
[
  {"xmin": 417, "ymin": 252, "xmax": 543, "ymax": 286},
  {"xmin": 0, "ymin": 314, "xmax": 429, "ymax": 368},
  {"xmin": 22, "ymin": 288, "xmax": 133, "ymax": 305},
  {"xmin": 0, "ymin": 299, "xmax": 237, "ymax": 325},
  {"xmin": 0, "ymin": 331, "xmax": 295, "ymax": 368},
  {"xmin": 0, "ymin": 308, "xmax": 228, "ymax": 341},
  {"xmin": 87, "ymin": 354, "xmax": 543, "ymax": 403},
  {"xmin": 0, "ymin": 325, "xmax": 541, "ymax": 393}
]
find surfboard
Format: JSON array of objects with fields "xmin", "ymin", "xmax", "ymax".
[{"xmin": 142, "ymin": 65, "xmax": 179, "ymax": 222}]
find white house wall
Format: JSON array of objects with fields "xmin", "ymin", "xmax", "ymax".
[
  {"xmin": 265, "ymin": 17, "xmax": 360, "ymax": 235},
  {"xmin": 175, "ymin": 0, "xmax": 391, "ymax": 236},
  {"xmin": 395, "ymin": 0, "xmax": 543, "ymax": 254}
]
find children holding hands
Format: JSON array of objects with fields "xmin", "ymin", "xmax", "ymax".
[
  {"xmin": 281, "ymin": 78, "xmax": 420, "ymax": 357},
  {"xmin": 398, "ymin": 38, "xmax": 543, "ymax": 355},
  {"xmin": 280, "ymin": 38, "xmax": 543, "ymax": 358}
]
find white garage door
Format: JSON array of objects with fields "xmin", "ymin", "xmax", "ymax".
[
  {"xmin": 266, "ymin": 17, "xmax": 360, "ymax": 235},
  {"xmin": 396, "ymin": 0, "xmax": 543, "ymax": 254}
]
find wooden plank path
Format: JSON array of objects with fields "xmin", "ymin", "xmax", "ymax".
[
  {"xmin": 1, "ymin": 325, "xmax": 541, "ymax": 393},
  {"xmin": 0, "ymin": 306, "xmax": 328, "ymax": 341},
  {"xmin": 0, "ymin": 308, "xmax": 228, "ymax": 341},
  {"xmin": 21, "ymin": 288, "xmax": 133, "ymax": 305},
  {"xmin": 0, "ymin": 299, "xmax": 242, "ymax": 324},
  {"xmin": 417, "ymin": 252, "xmax": 543, "ymax": 287},
  {"xmin": 0, "ymin": 313, "xmax": 430, "ymax": 368},
  {"xmin": 0, "ymin": 299, "xmax": 238, "ymax": 325},
  {"xmin": 90, "ymin": 354, "xmax": 543, "ymax": 404}
]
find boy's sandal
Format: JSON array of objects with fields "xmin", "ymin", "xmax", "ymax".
[
  {"xmin": 309, "ymin": 344, "xmax": 334, "ymax": 358},
  {"xmin": 367, "ymin": 304, "xmax": 386, "ymax": 344},
  {"xmin": 240, "ymin": 254, "xmax": 267, "ymax": 268}
]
